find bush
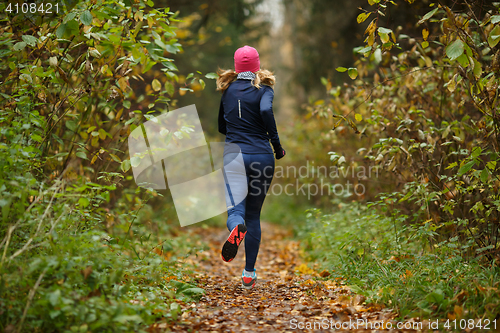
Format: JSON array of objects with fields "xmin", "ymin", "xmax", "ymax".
[
  {"xmin": 0, "ymin": 0, "xmax": 207, "ymax": 331},
  {"xmin": 307, "ymin": 0, "xmax": 500, "ymax": 260}
]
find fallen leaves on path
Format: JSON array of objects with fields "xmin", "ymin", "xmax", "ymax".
[{"xmin": 151, "ymin": 223, "xmax": 426, "ymax": 332}]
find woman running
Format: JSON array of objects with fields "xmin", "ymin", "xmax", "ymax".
[{"xmin": 217, "ymin": 45, "xmax": 286, "ymax": 289}]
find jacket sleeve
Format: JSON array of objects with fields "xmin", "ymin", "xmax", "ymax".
[
  {"xmin": 218, "ymin": 98, "xmax": 227, "ymax": 135},
  {"xmin": 260, "ymin": 86, "xmax": 281, "ymax": 148}
]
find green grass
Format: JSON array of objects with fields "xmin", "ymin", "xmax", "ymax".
[{"xmin": 298, "ymin": 202, "xmax": 500, "ymax": 325}]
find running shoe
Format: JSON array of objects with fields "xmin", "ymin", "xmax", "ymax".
[
  {"xmin": 241, "ymin": 269, "xmax": 257, "ymax": 289},
  {"xmin": 221, "ymin": 224, "xmax": 247, "ymax": 262}
]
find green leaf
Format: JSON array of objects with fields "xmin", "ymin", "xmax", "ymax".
[
  {"xmin": 123, "ymin": 100, "xmax": 131, "ymax": 109},
  {"xmin": 80, "ymin": 10, "xmax": 93, "ymax": 26},
  {"xmin": 378, "ymin": 27, "xmax": 392, "ymax": 34},
  {"xmin": 131, "ymin": 156, "xmax": 141, "ymax": 168},
  {"xmin": 456, "ymin": 53, "xmax": 469, "ymax": 67},
  {"xmin": 446, "ymin": 40, "xmax": 464, "ymax": 61},
  {"xmin": 445, "ymin": 162, "xmax": 457, "ymax": 170},
  {"xmin": 121, "ymin": 159, "xmax": 131, "ymax": 173},
  {"xmin": 166, "ymin": 44, "xmax": 180, "ymax": 54},
  {"xmin": 78, "ymin": 197, "xmax": 90, "ymax": 208},
  {"xmin": 19, "ymin": 74, "xmax": 32, "ymax": 83},
  {"xmin": 164, "ymin": 81, "xmax": 174, "ymax": 96},
  {"xmin": 66, "ymin": 120, "xmax": 78, "ymax": 131},
  {"xmin": 418, "ymin": 7, "xmax": 439, "ymax": 25},
  {"xmin": 22, "ymin": 35, "xmax": 37, "ymax": 47},
  {"xmin": 486, "ymin": 161, "xmax": 496, "ymax": 171},
  {"xmin": 205, "ymin": 72, "xmax": 218, "ymax": 79},
  {"xmin": 426, "ymin": 289, "xmax": 444, "ymax": 304},
  {"xmin": 89, "ymin": 48, "xmax": 101, "ymax": 58},
  {"xmin": 356, "ymin": 46, "xmax": 372, "ymax": 55},
  {"xmin": 32, "ymin": 134, "xmax": 42, "ymax": 143},
  {"xmin": 491, "ymin": 15, "xmax": 500, "ymax": 24},
  {"xmin": 109, "ymin": 154, "xmax": 121, "ymax": 163},
  {"xmin": 13, "ymin": 42, "xmax": 26, "ymax": 51},
  {"xmin": 336, "ymin": 67, "xmax": 348, "ymax": 72},
  {"xmin": 180, "ymin": 287, "xmax": 205, "ymax": 297},
  {"xmin": 480, "ymin": 168, "xmax": 489, "ymax": 183},
  {"xmin": 113, "ymin": 315, "xmax": 142, "ymax": 323},
  {"xmin": 199, "ymin": 78, "xmax": 205, "ymax": 90},
  {"xmin": 76, "ymin": 151, "xmax": 87, "ymax": 160},
  {"xmin": 48, "ymin": 289, "xmax": 61, "ymax": 306},
  {"xmin": 472, "ymin": 58, "xmax": 482, "ymax": 78},
  {"xmin": 320, "ymin": 77, "xmax": 328, "ymax": 85},
  {"xmin": 374, "ymin": 48, "xmax": 382, "ymax": 63},
  {"xmin": 471, "ymin": 146, "xmax": 482, "ymax": 159},
  {"xmin": 348, "ymin": 67, "xmax": 358, "ymax": 80},
  {"xmin": 56, "ymin": 23, "xmax": 67, "ymax": 38},
  {"xmin": 488, "ymin": 25, "xmax": 500, "ymax": 48},
  {"xmin": 378, "ymin": 30, "xmax": 390, "ymax": 44},
  {"xmin": 458, "ymin": 159, "xmax": 475, "ymax": 176}
]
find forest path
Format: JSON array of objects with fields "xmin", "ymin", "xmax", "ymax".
[{"xmin": 156, "ymin": 222, "xmax": 415, "ymax": 332}]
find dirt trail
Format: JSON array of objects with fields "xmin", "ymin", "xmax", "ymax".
[{"xmin": 159, "ymin": 222, "xmax": 417, "ymax": 332}]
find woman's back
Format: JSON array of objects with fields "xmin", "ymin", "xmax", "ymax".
[{"xmin": 219, "ymin": 79, "xmax": 279, "ymax": 155}]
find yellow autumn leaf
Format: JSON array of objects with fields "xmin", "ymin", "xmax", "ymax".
[
  {"xmin": 115, "ymin": 108, "xmax": 123, "ymax": 120},
  {"xmin": 355, "ymin": 113, "xmax": 362, "ymax": 122},
  {"xmin": 365, "ymin": 19, "xmax": 377, "ymax": 35},
  {"xmin": 446, "ymin": 75, "xmax": 457, "ymax": 93},
  {"xmin": 134, "ymin": 10, "xmax": 143, "ymax": 22},
  {"xmin": 295, "ymin": 263, "xmax": 315, "ymax": 275},
  {"xmin": 301, "ymin": 279, "xmax": 315, "ymax": 285},
  {"xmin": 422, "ymin": 28, "xmax": 429, "ymax": 41},
  {"xmin": 357, "ymin": 12, "xmax": 370, "ymax": 24},
  {"xmin": 152, "ymin": 79, "xmax": 162, "ymax": 92},
  {"xmin": 118, "ymin": 77, "xmax": 128, "ymax": 92}
]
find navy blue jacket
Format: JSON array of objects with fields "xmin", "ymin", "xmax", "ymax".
[{"xmin": 218, "ymin": 79, "xmax": 281, "ymax": 154}]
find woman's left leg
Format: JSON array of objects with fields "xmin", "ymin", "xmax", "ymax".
[{"xmin": 243, "ymin": 153, "xmax": 275, "ymax": 272}]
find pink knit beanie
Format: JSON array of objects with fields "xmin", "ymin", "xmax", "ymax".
[{"xmin": 234, "ymin": 46, "xmax": 260, "ymax": 73}]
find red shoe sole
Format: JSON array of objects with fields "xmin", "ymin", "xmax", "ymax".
[{"xmin": 221, "ymin": 224, "xmax": 247, "ymax": 262}]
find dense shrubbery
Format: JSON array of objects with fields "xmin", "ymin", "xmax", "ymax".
[
  {"xmin": 307, "ymin": 0, "xmax": 500, "ymax": 260},
  {"xmin": 297, "ymin": 0, "xmax": 500, "ymax": 322},
  {"xmin": 0, "ymin": 0, "xmax": 206, "ymax": 331}
]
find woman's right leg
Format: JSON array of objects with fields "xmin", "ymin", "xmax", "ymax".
[
  {"xmin": 223, "ymin": 152, "xmax": 247, "ymax": 231},
  {"xmin": 221, "ymin": 151, "xmax": 248, "ymax": 262}
]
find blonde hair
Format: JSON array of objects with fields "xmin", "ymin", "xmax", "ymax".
[{"xmin": 216, "ymin": 69, "xmax": 276, "ymax": 92}]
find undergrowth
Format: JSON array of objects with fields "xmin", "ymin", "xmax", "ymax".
[{"xmin": 299, "ymin": 202, "xmax": 500, "ymax": 324}]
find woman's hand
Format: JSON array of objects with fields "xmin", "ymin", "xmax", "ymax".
[
  {"xmin": 272, "ymin": 142, "xmax": 286, "ymax": 160},
  {"xmin": 275, "ymin": 147, "xmax": 286, "ymax": 160}
]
